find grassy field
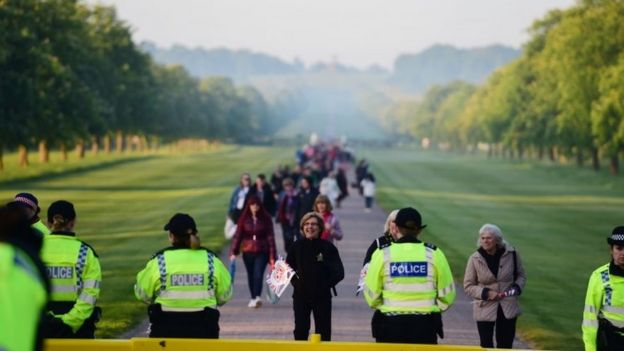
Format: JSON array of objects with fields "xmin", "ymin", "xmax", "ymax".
[
  {"xmin": 0, "ymin": 145, "xmax": 290, "ymax": 338},
  {"xmin": 364, "ymin": 148, "xmax": 624, "ymax": 351}
]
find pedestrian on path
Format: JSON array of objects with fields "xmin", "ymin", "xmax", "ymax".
[
  {"xmin": 286, "ymin": 212, "xmax": 344, "ymax": 341},
  {"xmin": 277, "ymin": 177, "xmax": 299, "ymax": 254},
  {"xmin": 364, "ymin": 207, "xmax": 455, "ymax": 344},
  {"xmin": 228, "ymin": 173, "xmax": 252, "ymax": 223},
  {"xmin": 360, "ymin": 173, "xmax": 376, "ymax": 213},
  {"xmin": 463, "ymin": 224, "xmax": 526, "ymax": 349},
  {"xmin": 314, "ymin": 195, "xmax": 343, "ymax": 243},
  {"xmin": 41, "ymin": 200, "xmax": 102, "ymax": 339},
  {"xmin": 582, "ymin": 226, "xmax": 624, "ymax": 350},
  {"xmin": 230, "ymin": 195, "xmax": 276, "ymax": 308},
  {"xmin": 135, "ymin": 213, "xmax": 232, "ymax": 338}
]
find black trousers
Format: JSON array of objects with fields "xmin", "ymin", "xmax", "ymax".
[
  {"xmin": 43, "ymin": 303, "xmax": 100, "ymax": 339},
  {"xmin": 293, "ymin": 297, "xmax": 332, "ymax": 341},
  {"xmin": 476, "ymin": 305, "xmax": 517, "ymax": 349},
  {"xmin": 148, "ymin": 305, "xmax": 219, "ymax": 339},
  {"xmin": 373, "ymin": 313, "xmax": 437, "ymax": 344}
]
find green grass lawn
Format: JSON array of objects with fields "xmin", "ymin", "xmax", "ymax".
[
  {"xmin": 365, "ymin": 148, "xmax": 624, "ymax": 351},
  {"xmin": 0, "ymin": 145, "xmax": 290, "ymax": 338}
]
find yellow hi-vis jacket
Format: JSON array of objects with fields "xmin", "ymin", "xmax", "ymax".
[
  {"xmin": 32, "ymin": 220, "xmax": 50, "ymax": 236},
  {"xmin": 134, "ymin": 247, "xmax": 232, "ymax": 311},
  {"xmin": 41, "ymin": 232, "xmax": 101, "ymax": 332},
  {"xmin": 582, "ymin": 262, "xmax": 624, "ymax": 351},
  {"xmin": 364, "ymin": 237, "xmax": 456, "ymax": 313},
  {"xmin": 0, "ymin": 243, "xmax": 47, "ymax": 351}
]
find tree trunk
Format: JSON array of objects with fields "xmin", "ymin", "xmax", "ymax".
[
  {"xmin": 548, "ymin": 147, "xmax": 556, "ymax": 162},
  {"xmin": 518, "ymin": 145, "xmax": 524, "ymax": 160},
  {"xmin": 609, "ymin": 154, "xmax": 619, "ymax": 175},
  {"xmin": 116, "ymin": 131, "xmax": 124, "ymax": 154},
  {"xmin": 576, "ymin": 149, "xmax": 584, "ymax": 167},
  {"xmin": 38, "ymin": 140, "xmax": 50, "ymax": 163},
  {"xmin": 60, "ymin": 143, "xmax": 68, "ymax": 161},
  {"xmin": 487, "ymin": 143, "xmax": 493, "ymax": 158},
  {"xmin": 538, "ymin": 146, "xmax": 544, "ymax": 161},
  {"xmin": 75, "ymin": 139, "xmax": 85, "ymax": 159},
  {"xmin": 91, "ymin": 136, "xmax": 99, "ymax": 156},
  {"xmin": 103, "ymin": 135, "xmax": 111, "ymax": 154},
  {"xmin": 18, "ymin": 145, "xmax": 29, "ymax": 167},
  {"xmin": 125, "ymin": 135, "xmax": 134, "ymax": 153},
  {"xmin": 591, "ymin": 148, "xmax": 600, "ymax": 171}
]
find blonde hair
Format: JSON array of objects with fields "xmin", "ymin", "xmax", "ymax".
[
  {"xmin": 314, "ymin": 194, "xmax": 333, "ymax": 212},
  {"xmin": 50, "ymin": 215, "xmax": 71, "ymax": 232},
  {"xmin": 383, "ymin": 209, "xmax": 399, "ymax": 233}
]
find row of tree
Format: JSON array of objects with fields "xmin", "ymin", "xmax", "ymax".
[
  {"xmin": 0, "ymin": 0, "xmax": 303, "ymax": 170},
  {"xmin": 383, "ymin": 0, "xmax": 624, "ymax": 174}
]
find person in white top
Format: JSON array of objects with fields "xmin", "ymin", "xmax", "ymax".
[
  {"xmin": 360, "ymin": 173, "xmax": 376, "ymax": 213},
  {"xmin": 319, "ymin": 172, "xmax": 340, "ymax": 208}
]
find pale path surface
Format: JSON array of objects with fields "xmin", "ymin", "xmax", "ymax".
[{"xmin": 123, "ymin": 182, "xmax": 528, "ymax": 348}]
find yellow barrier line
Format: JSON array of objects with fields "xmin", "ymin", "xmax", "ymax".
[{"xmin": 46, "ymin": 335, "xmax": 542, "ymax": 351}]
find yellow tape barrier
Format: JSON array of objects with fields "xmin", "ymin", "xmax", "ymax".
[{"xmin": 44, "ymin": 334, "xmax": 532, "ymax": 351}]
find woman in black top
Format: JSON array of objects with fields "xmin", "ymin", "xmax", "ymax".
[{"xmin": 286, "ymin": 212, "xmax": 344, "ymax": 341}]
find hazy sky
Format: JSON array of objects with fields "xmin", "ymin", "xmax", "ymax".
[{"xmin": 90, "ymin": 0, "xmax": 575, "ymax": 69}]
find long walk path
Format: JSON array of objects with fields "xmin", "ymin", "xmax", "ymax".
[{"xmin": 125, "ymin": 183, "xmax": 528, "ymax": 348}]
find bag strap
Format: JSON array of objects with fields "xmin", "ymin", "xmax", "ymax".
[{"xmin": 512, "ymin": 251, "xmax": 518, "ymax": 282}]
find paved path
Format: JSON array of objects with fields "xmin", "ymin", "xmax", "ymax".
[{"xmin": 124, "ymin": 184, "xmax": 528, "ymax": 348}]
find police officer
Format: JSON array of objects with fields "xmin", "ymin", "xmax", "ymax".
[
  {"xmin": 364, "ymin": 207, "xmax": 456, "ymax": 344},
  {"xmin": 135, "ymin": 213, "xmax": 232, "ymax": 338},
  {"xmin": 10, "ymin": 192, "xmax": 51, "ymax": 236},
  {"xmin": 0, "ymin": 204, "xmax": 49, "ymax": 351},
  {"xmin": 582, "ymin": 226, "xmax": 624, "ymax": 351},
  {"xmin": 41, "ymin": 200, "xmax": 102, "ymax": 338}
]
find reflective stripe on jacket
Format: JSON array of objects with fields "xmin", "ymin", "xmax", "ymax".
[
  {"xmin": 41, "ymin": 233, "xmax": 101, "ymax": 332},
  {"xmin": 364, "ymin": 239, "xmax": 455, "ymax": 314},
  {"xmin": 134, "ymin": 248, "xmax": 232, "ymax": 312},
  {"xmin": 582, "ymin": 262, "xmax": 624, "ymax": 351}
]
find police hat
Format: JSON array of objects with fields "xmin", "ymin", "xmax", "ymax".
[
  {"xmin": 13, "ymin": 192, "xmax": 40, "ymax": 212},
  {"xmin": 607, "ymin": 226, "xmax": 624, "ymax": 245},
  {"xmin": 47, "ymin": 200, "xmax": 76, "ymax": 223},
  {"xmin": 164, "ymin": 213, "xmax": 197, "ymax": 236},
  {"xmin": 395, "ymin": 207, "xmax": 427, "ymax": 230}
]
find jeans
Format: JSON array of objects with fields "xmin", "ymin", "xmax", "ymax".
[
  {"xmin": 365, "ymin": 196, "xmax": 373, "ymax": 209},
  {"xmin": 242, "ymin": 252, "xmax": 269, "ymax": 298}
]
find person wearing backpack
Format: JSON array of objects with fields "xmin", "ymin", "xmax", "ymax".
[
  {"xmin": 286, "ymin": 212, "xmax": 344, "ymax": 341},
  {"xmin": 463, "ymin": 223, "xmax": 527, "ymax": 349}
]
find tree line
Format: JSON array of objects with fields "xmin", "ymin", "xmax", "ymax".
[
  {"xmin": 0, "ymin": 0, "xmax": 303, "ymax": 170},
  {"xmin": 383, "ymin": 0, "xmax": 624, "ymax": 174}
]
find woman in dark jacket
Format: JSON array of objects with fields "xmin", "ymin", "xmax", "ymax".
[
  {"xmin": 230, "ymin": 196, "xmax": 276, "ymax": 308},
  {"xmin": 286, "ymin": 212, "xmax": 344, "ymax": 341}
]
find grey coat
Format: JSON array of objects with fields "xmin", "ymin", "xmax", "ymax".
[{"xmin": 463, "ymin": 248, "xmax": 526, "ymax": 321}]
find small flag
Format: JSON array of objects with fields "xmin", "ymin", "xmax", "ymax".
[{"xmin": 266, "ymin": 256, "xmax": 295, "ymax": 304}]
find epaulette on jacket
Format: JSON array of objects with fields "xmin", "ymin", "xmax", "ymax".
[{"xmin": 424, "ymin": 242, "xmax": 437, "ymax": 250}]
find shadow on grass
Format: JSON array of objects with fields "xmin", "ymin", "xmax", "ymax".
[{"xmin": 0, "ymin": 155, "xmax": 161, "ymax": 188}]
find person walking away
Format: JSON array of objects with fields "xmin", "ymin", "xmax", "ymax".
[
  {"xmin": 364, "ymin": 207, "xmax": 455, "ymax": 344},
  {"xmin": 230, "ymin": 196, "xmax": 277, "ymax": 308},
  {"xmin": 228, "ymin": 173, "xmax": 252, "ymax": 223},
  {"xmin": 277, "ymin": 178, "xmax": 299, "ymax": 253},
  {"xmin": 463, "ymin": 224, "xmax": 527, "ymax": 349},
  {"xmin": 135, "ymin": 213, "xmax": 232, "ymax": 338},
  {"xmin": 360, "ymin": 173, "xmax": 376, "ymax": 213},
  {"xmin": 335, "ymin": 168, "xmax": 349, "ymax": 209},
  {"xmin": 319, "ymin": 172, "xmax": 340, "ymax": 208},
  {"xmin": 0, "ymin": 204, "xmax": 49, "ymax": 351},
  {"xmin": 355, "ymin": 159, "xmax": 369, "ymax": 195},
  {"xmin": 40, "ymin": 200, "xmax": 101, "ymax": 338},
  {"xmin": 11, "ymin": 192, "xmax": 50, "ymax": 236},
  {"xmin": 249, "ymin": 173, "xmax": 277, "ymax": 217},
  {"xmin": 313, "ymin": 195, "xmax": 343, "ymax": 243},
  {"xmin": 296, "ymin": 176, "xmax": 319, "ymax": 226},
  {"xmin": 582, "ymin": 226, "xmax": 624, "ymax": 350},
  {"xmin": 286, "ymin": 212, "xmax": 344, "ymax": 341}
]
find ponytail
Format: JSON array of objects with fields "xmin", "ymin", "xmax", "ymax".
[
  {"xmin": 51, "ymin": 214, "xmax": 69, "ymax": 232},
  {"xmin": 190, "ymin": 233, "xmax": 201, "ymax": 249},
  {"xmin": 171, "ymin": 230, "xmax": 201, "ymax": 249}
]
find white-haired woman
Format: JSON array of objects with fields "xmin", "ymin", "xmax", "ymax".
[{"xmin": 463, "ymin": 224, "xmax": 526, "ymax": 349}]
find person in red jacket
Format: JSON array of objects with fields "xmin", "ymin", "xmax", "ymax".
[{"xmin": 230, "ymin": 196, "xmax": 276, "ymax": 308}]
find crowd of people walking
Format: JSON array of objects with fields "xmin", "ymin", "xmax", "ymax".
[{"xmin": 1, "ymin": 140, "xmax": 623, "ymax": 351}]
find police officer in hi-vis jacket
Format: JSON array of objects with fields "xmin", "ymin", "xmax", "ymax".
[
  {"xmin": 41, "ymin": 200, "xmax": 102, "ymax": 338},
  {"xmin": 582, "ymin": 226, "xmax": 624, "ymax": 351},
  {"xmin": 364, "ymin": 207, "xmax": 456, "ymax": 344},
  {"xmin": 135, "ymin": 213, "xmax": 232, "ymax": 338}
]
